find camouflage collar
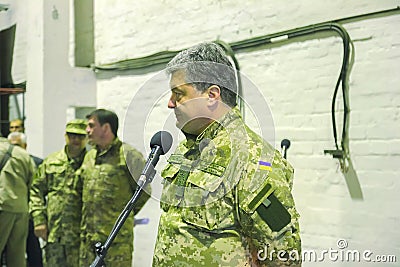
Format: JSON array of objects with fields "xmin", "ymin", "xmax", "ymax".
[
  {"xmin": 178, "ymin": 106, "xmax": 242, "ymax": 160},
  {"xmin": 195, "ymin": 106, "xmax": 241, "ymax": 143},
  {"xmin": 96, "ymin": 137, "xmax": 121, "ymax": 157}
]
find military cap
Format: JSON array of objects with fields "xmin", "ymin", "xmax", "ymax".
[{"xmin": 65, "ymin": 119, "xmax": 87, "ymax": 135}]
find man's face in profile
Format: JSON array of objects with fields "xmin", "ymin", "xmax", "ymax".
[
  {"xmin": 86, "ymin": 116, "xmax": 107, "ymax": 146},
  {"xmin": 168, "ymin": 70, "xmax": 212, "ymax": 135}
]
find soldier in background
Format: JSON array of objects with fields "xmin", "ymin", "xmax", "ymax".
[
  {"xmin": 0, "ymin": 136, "xmax": 35, "ymax": 267},
  {"xmin": 9, "ymin": 118, "xmax": 25, "ymax": 133},
  {"xmin": 8, "ymin": 132, "xmax": 43, "ymax": 167},
  {"xmin": 8, "ymin": 122, "xmax": 44, "ymax": 267},
  {"xmin": 79, "ymin": 109, "xmax": 150, "ymax": 266},
  {"xmin": 7, "ymin": 132, "xmax": 43, "ymax": 267},
  {"xmin": 29, "ymin": 119, "xmax": 88, "ymax": 267},
  {"xmin": 153, "ymin": 42, "xmax": 302, "ymax": 266}
]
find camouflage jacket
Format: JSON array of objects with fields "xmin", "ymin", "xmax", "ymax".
[
  {"xmin": 153, "ymin": 107, "xmax": 301, "ymax": 267},
  {"xmin": 29, "ymin": 146, "xmax": 86, "ymax": 244},
  {"xmin": 79, "ymin": 138, "xmax": 148, "ymax": 254},
  {"xmin": 0, "ymin": 137, "xmax": 34, "ymax": 213}
]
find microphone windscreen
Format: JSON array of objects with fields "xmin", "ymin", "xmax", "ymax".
[
  {"xmin": 150, "ymin": 131, "xmax": 173, "ymax": 155},
  {"xmin": 281, "ymin": 139, "xmax": 291, "ymax": 149}
]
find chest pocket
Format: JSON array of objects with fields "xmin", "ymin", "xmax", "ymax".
[
  {"xmin": 93, "ymin": 163, "xmax": 131, "ymax": 198},
  {"xmin": 184, "ymin": 170, "xmax": 236, "ymax": 231},
  {"xmin": 160, "ymin": 163, "xmax": 180, "ymax": 209},
  {"xmin": 46, "ymin": 164, "xmax": 67, "ymax": 192},
  {"xmin": 161, "ymin": 164, "xmax": 236, "ymax": 231}
]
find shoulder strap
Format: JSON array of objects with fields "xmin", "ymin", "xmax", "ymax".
[{"xmin": 0, "ymin": 144, "xmax": 14, "ymax": 171}]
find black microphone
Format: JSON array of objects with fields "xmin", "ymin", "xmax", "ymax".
[
  {"xmin": 137, "ymin": 131, "xmax": 173, "ymax": 187},
  {"xmin": 281, "ymin": 139, "xmax": 291, "ymax": 159}
]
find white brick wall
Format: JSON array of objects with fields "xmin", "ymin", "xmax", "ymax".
[{"xmin": 92, "ymin": 1, "xmax": 400, "ymax": 266}]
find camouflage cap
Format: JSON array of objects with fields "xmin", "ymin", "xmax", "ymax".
[{"xmin": 65, "ymin": 119, "xmax": 87, "ymax": 135}]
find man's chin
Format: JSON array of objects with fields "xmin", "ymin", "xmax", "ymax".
[
  {"xmin": 176, "ymin": 120, "xmax": 189, "ymax": 130},
  {"xmin": 178, "ymin": 124, "xmax": 201, "ymax": 136},
  {"xmin": 177, "ymin": 118, "xmax": 211, "ymax": 135},
  {"xmin": 176, "ymin": 121, "xmax": 183, "ymax": 129}
]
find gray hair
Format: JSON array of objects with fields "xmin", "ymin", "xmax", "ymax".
[
  {"xmin": 8, "ymin": 132, "xmax": 27, "ymax": 146},
  {"xmin": 166, "ymin": 42, "xmax": 237, "ymax": 107}
]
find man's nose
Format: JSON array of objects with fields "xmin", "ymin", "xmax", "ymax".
[{"xmin": 168, "ymin": 96, "xmax": 176, "ymax": 109}]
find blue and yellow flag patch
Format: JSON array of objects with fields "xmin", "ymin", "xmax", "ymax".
[{"xmin": 258, "ymin": 160, "xmax": 272, "ymax": 171}]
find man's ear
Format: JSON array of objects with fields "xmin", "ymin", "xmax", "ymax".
[
  {"xmin": 103, "ymin": 122, "xmax": 111, "ymax": 134},
  {"xmin": 207, "ymin": 85, "xmax": 221, "ymax": 103}
]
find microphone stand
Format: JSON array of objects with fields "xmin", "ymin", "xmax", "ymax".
[{"xmin": 89, "ymin": 165, "xmax": 156, "ymax": 267}]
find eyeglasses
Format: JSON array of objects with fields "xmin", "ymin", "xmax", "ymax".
[{"xmin": 66, "ymin": 133, "xmax": 86, "ymax": 139}]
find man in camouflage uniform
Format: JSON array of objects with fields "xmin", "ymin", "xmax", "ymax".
[
  {"xmin": 79, "ymin": 109, "xmax": 150, "ymax": 266},
  {"xmin": 0, "ymin": 137, "xmax": 35, "ymax": 267},
  {"xmin": 29, "ymin": 119, "xmax": 88, "ymax": 267},
  {"xmin": 153, "ymin": 42, "xmax": 301, "ymax": 266}
]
